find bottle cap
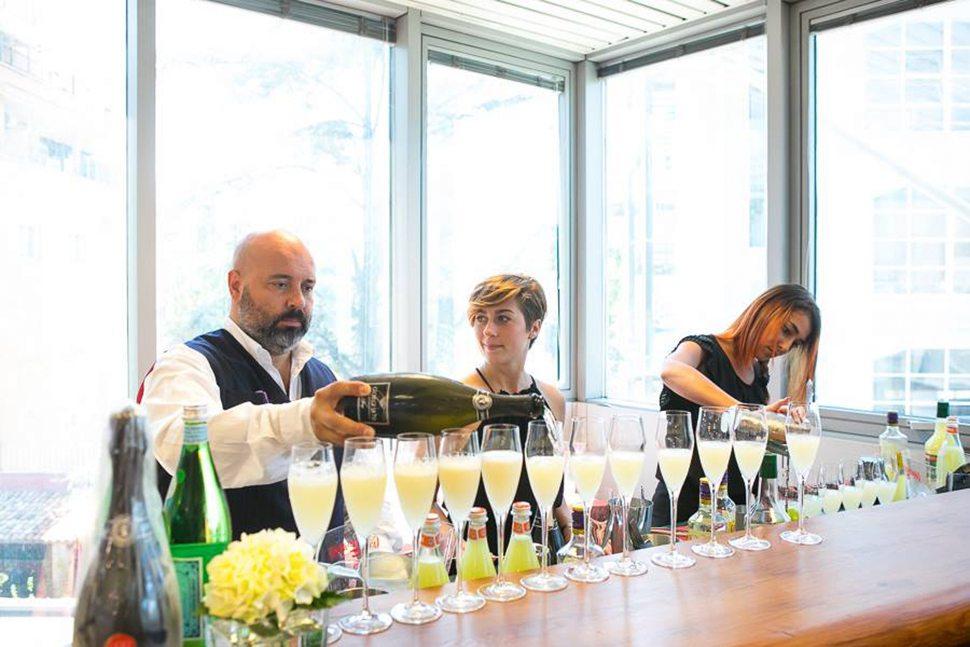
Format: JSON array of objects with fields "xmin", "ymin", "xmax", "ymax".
[
  {"xmin": 699, "ymin": 477, "xmax": 711, "ymax": 499},
  {"xmin": 938, "ymin": 401, "xmax": 950, "ymax": 418},
  {"xmin": 886, "ymin": 411, "xmax": 898, "ymax": 425},
  {"xmin": 570, "ymin": 505, "xmax": 584, "ymax": 530},
  {"xmin": 421, "ymin": 513, "xmax": 441, "ymax": 534},
  {"xmin": 760, "ymin": 453, "xmax": 778, "ymax": 479},
  {"xmin": 468, "ymin": 507, "xmax": 488, "ymax": 524},
  {"xmin": 511, "ymin": 501, "xmax": 532, "ymax": 516}
]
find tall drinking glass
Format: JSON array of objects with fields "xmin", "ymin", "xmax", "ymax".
[
  {"xmin": 781, "ymin": 402, "xmax": 823, "ymax": 545},
  {"xmin": 819, "ymin": 462, "xmax": 845, "ymax": 515},
  {"xmin": 479, "ymin": 424, "xmax": 526, "ymax": 602},
  {"xmin": 521, "ymin": 420, "xmax": 568, "ymax": 592},
  {"xmin": 606, "ymin": 414, "xmax": 648, "ymax": 576},
  {"xmin": 390, "ymin": 433, "xmax": 441, "ymax": 625},
  {"xmin": 692, "ymin": 406, "xmax": 735, "ymax": 559},
  {"xmin": 651, "ymin": 411, "xmax": 696, "ymax": 569},
  {"xmin": 565, "ymin": 417, "xmax": 609, "ymax": 583},
  {"xmin": 436, "ymin": 429, "xmax": 485, "ymax": 613},
  {"xmin": 338, "ymin": 437, "xmax": 391, "ymax": 635},
  {"xmin": 287, "ymin": 442, "xmax": 338, "ymax": 561},
  {"xmin": 729, "ymin": 404, "xmax": 770, "ymax": 552}
]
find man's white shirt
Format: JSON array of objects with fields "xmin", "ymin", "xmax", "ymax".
[{"xmin": 144, "ymin": 317, "xmax": 320, "ymax": 488}]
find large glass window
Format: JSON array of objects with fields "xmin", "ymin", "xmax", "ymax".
[
  {"xmin": 0, "ymin": 0, "xmax": 126, "ymax": 617},
  {"xmin": 814, "ymin": 1, "xmax": 970, "ymax": 420},
  {"xmin": 603, "ymin": 36, "xmax": 768, "ymax": 404},
  {"xmin": 425, "ymin": 54, "xmax": 567, "ymax": 384},
  {"xmin": 156, "ymin": 0, "xmax": 391, "ymax": 378}
]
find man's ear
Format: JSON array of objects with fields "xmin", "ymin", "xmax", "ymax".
[{"xmin": 228, "ymin": 269, "xmax": 243, "ymax": 302}]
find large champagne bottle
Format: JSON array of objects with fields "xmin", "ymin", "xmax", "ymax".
[
  {"xmin": 73, "ymin": 404, "xmax": 182, "ymax": 646},
  {"xmin": 164, "ymin": 404, "xmax": 232, "ymax": 647},
  {"xmin": 339, "ymin": 373, "xmax": 547, "ymax": 436}
]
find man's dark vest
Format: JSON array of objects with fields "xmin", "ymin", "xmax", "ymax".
[{"xmin": 156, "ymin": 329, "xmax": 343, "ymax": 540}]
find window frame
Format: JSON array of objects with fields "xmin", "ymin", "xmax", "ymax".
[
  {"xmin": 791, "ymin": 0, "xmax": 970, "ymax": 442},
  {"xmin": 419, "ymin": 28, "xmax": 576, "ymax": 396}
]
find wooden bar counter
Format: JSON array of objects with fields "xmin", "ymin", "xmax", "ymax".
[{"xmin": 337, "ymin": 489, "xmax": 970, "ymax": 646}]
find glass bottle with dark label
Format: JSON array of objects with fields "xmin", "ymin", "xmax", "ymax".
[
  {"xmin": 339, "ymin": 373, "xmax": 547, "ymax": 436},
  {"xmin": 73, "ymin": 404, "xmax": 182, "ymax": 647},
  {"xmin": 163, "ymin": 404, "xmax": 232, "ymax": 647}
]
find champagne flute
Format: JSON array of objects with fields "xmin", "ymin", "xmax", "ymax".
[
  {"xmin": 781, "ymin": 402, "xmax": 823, "ymax": 545},
  {"xmin": 606, "ymin": 414, "xmax": 648, "ymax": 576},
  {"xmin": 287, "ymin": 442, "xmax": 338, "ymax": 561},
  {"xmin": 478, "ymin": 424, "xmax": 526, "ymax": 602},
  {"xmin": 875, "ymin": 461, "xmax": 898, "ymax": 505},
  {"xmin": 819, "ymin": 461, "xmax": 844, "ymax": 515},
  {"xmin": 338, "ymin": 437, "xmax": 392, "ymax": 635},
  {"xmin": 565, "ymin": 417, "xmax": 609, "ymax": 583},
  {"xmin": 840, "ymin": 466, "xmax": 863, "ymax": 512},
  {"xmin": 521, "ymin": 420, "xmax": 568, "ymax": 592},
  {"xmin": 435, "ymin": 428, "xmax": 485, "ymax": 614},
  {"xmin": 692, "ymin": 406, "xmax": 735, "ymax": 559},
  {"xmin": 651, "ymin": 411, "xmax": 696, "ymax": 569},
  {"xmin": 729, "ymin": 404, "xmax": 770, "ymax": 552},
  {"xmin": 390, "ymin": 433, "xmax": 441, "ymax": 625}
]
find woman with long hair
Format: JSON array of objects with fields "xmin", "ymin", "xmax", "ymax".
[{"xmin": 651, "ymin": 284, "xmax": 821, "ymax": 527}]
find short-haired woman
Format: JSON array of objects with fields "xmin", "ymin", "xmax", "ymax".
[{"xmin": 462, "ymin": 274, "xmax": 570, "ymax": 555}]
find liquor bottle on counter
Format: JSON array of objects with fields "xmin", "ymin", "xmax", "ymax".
[
  {"xmin": 73, "ymin": 404, "xmax": 182, "ymax": 647},
  {"xmin": 460, "ymin": 507, "xmax": 496, "ymax": 581},
  {"xmin": 164, "ymin": 404, "xmax": 232, "ymax": 647},
  {"xmin": 924, "ymin": 401, "xmax": 950, "ymax": 487},
  {"xmin": 939, "ymin": 416, "xmax": 966, "ymax": 487},
  {"xmin": 339, "ymin": 373, "xmax": 547, "ymax": 436},
  {"xmin": 415, "ymin": 513, "xmax": 449, "ymax": 589},
  {"xmin": 687, "ymin": 478, "xmax": 736, "ymax": 540},
  {"xmin": 878, "ymin": 411, "xmax": 910, "ymax": 501},
  {"xmin": 750, "ymin": 454, "xmax": 790, "ymax": 526},
  {"xmin": 503, "ymin": 502, "xmax": 540, "ymax": 574}
]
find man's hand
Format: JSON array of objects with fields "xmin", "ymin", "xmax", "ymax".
[{"xmin": 310, "ymin": 381, "xmax": 375, "ymax": 444}]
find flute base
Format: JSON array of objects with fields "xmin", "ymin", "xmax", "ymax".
[
  {"xmin": 564, "ymin": 562, "xmax": 609, "ymax": 583},
  {"xmin": 478, "ymin": 580, "xmax": 527, "ymax": 602},
  {"xmin": 390, "ymin": 599, "xmax": 442, "ymax": 625},
  {"xmin": 337, "ymin": 610, "xmax": 392, "ymax": 635},
  {"xmin": 435, "ymin": 589, "xmax": 486, "ymax": 614},
  {"xmin": 606, "ymin": 557, "xmax": 648, "ymax": 577},
  {"xmin": 691, "ymin": 539, "xmax": 735, "ymax": 559},
  {"xmin": 521, "ymin": 571, "xmax": 568, "ymax": 592},
  {"xmin": 326, "ymin": 623, "xmax": 342, "ymax": 644},
  {"xmin": 730, "ymin": 534, "xmax": 771, "ymax": 551},
  {"xmin": 781, "ymin": 528, "xmax": 822, "ymax": 545},
  {"xmin": 651, "ymin": 549, "xmax": 695, "ymax": 569}
]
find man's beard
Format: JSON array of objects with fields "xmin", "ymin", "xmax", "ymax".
[{"xmin": 237, "ymin": 289, "xmax": 311, "ymax": 356}]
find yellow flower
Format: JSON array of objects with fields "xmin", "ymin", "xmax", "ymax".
[{"xmin": 203, "ymin": 529, "xmax": 329, "ymax": 626}]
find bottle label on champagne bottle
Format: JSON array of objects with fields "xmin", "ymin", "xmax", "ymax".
[
  {"xmin": 354, "ymin": 383, "xmax": 391, "ymax": 425},
  {"xmin": 171, "ymin": 541, "xmax": 229, "ymax": 641}
]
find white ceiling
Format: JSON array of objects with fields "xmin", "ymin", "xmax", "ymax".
[{"xmin": 338, "ymin": 0, "xmax": 755, "ymax": 57}]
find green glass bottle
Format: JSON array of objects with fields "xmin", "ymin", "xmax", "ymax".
[
  {"xmin": 164, "ymin": 404, "xmax": 232, "ymax": 647},
  {"xmin": 339, "ymin": 373, "xmax": 547, "ymax": 437}
]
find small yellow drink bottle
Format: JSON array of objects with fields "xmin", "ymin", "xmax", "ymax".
[
  {"xmin": 415, "ymin": 513, "xmax": 449, "ymax": 589},
  {"xmin": 503, "ymin": 501, "xmax": 540, "ymax": 574},
  {"xmin": 460, "ymin": 507, "xmax": 496, "ymax": 581}
]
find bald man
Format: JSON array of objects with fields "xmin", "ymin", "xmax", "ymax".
[{"xmin": 141, "ymin": 230, "xmax": 374, "ymax": 540}]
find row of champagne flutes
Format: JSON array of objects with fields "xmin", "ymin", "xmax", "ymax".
[
  {"xmin": 284, "ymin": 414, "xmax": 655, "ymax": 635},
  {"xmin": 654, "ymin": 401, "xmax": 824, "ymax": 568},
  {"xmin": 797, "ymin": 458, "xmax": 901, "ymax": 517},
  {"xmin": 286, "ymin": 401, "xmax": 824, "ymax": 636}
]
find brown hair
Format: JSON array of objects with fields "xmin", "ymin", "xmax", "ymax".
[
  {"xmin": 716, "ymin": 284, "xmax": 821, "ymax": 401},
  {"xmin": 467, "ymin": 274, "xmax": 547, "ymax": 348}
]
